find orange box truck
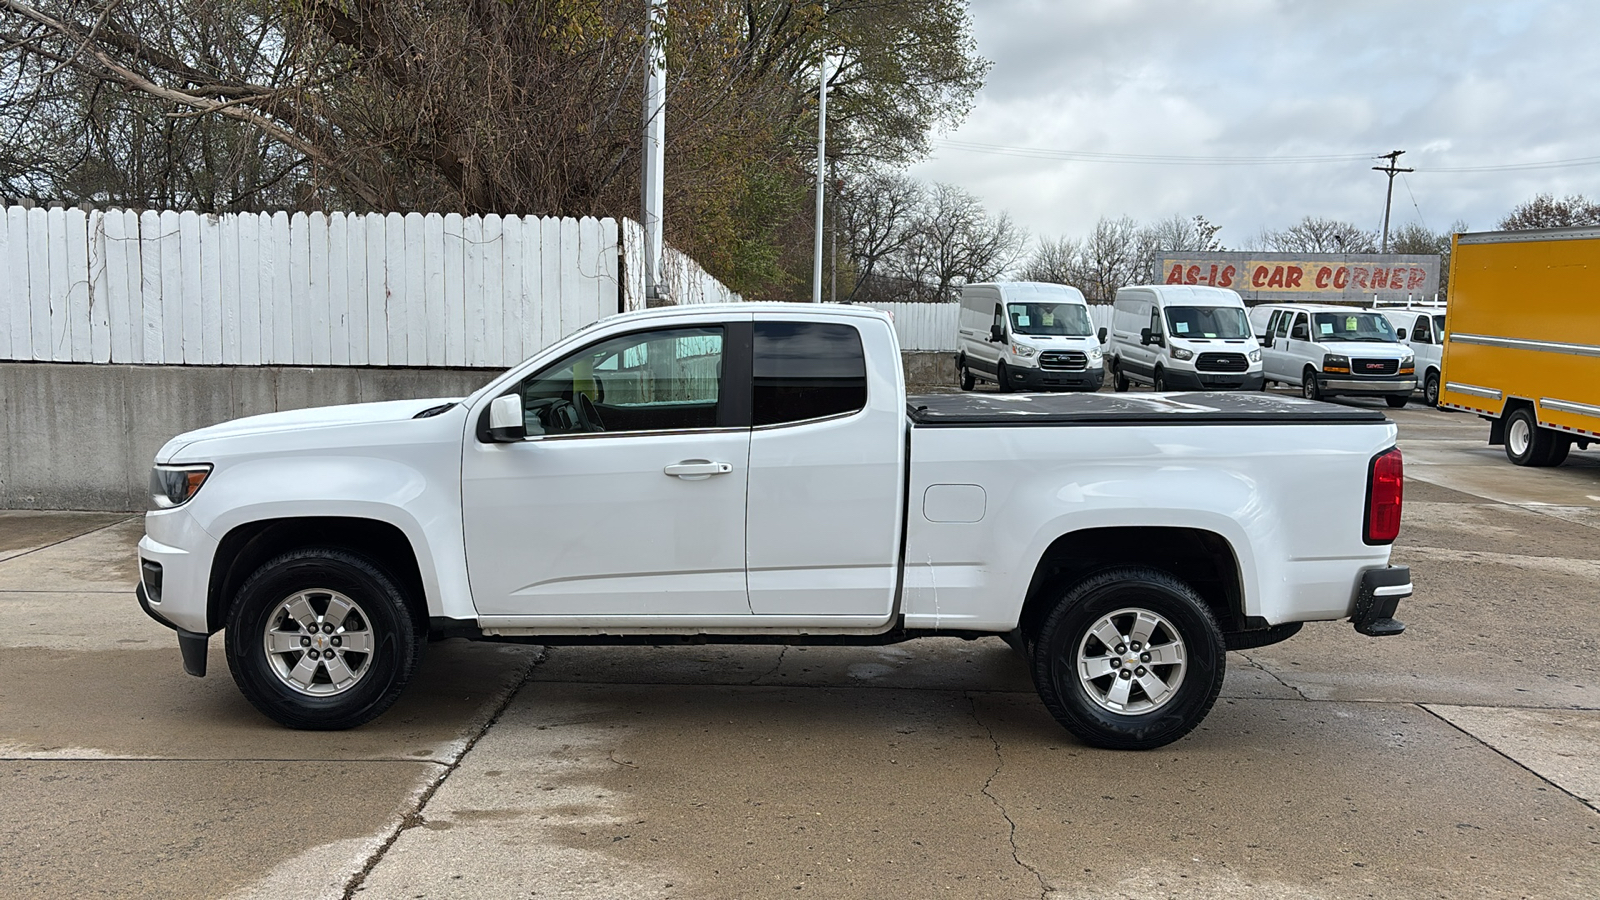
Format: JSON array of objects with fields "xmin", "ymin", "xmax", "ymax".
[{"xmin": 1439, "ymin": 226, "xmax": 1600, "ymax": 466}]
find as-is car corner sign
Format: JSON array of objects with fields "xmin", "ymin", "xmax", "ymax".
[{"xmin": 1160, "ymin": 252, "xmax": 1440, "ymax": 304}]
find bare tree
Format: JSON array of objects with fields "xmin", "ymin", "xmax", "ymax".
[
  {"xmin": 1259, "ymin": 216, "xmax": 1378, "ymax": 253},
  {"xmin": 1497, "ymin": 193, "xmax": 1600, "ymax": 230},
  {"xmin": 899, "ymin": 182, "xmax": 1024, "ymax": 299},
  {"xmin": 1017, "ymin": 235, "xmax": 1083, "ymax": 285},
  {"xmin": 836, "ymin": 167, "xmax": 924, "ymax": 302}
]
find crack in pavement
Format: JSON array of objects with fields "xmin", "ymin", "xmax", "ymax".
[
  {"xmin": 1235, "ymin": 651, "xmax": 1312, "ymax": 701},
  {"xmin": 1417, "ymin": 704, "xmax": 1600, "ymax": 816},
  {"xmin": 966, "ymin": 692, "xmax": 1050, "ymax": 899},
  {"xmin": 340, "ymin": 646, "xmax": 547, "ymax": 899},
  {"xmin": 750, "ymin": 645, "xmax": 788, "ymax": 685}
]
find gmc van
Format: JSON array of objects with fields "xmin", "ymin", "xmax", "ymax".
[{"xmin": 1257, "ymin": 304, "xmax": 1415, "ymax": 407}]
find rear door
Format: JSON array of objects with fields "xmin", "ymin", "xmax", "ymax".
[{"xmin": 745, "ymin": 315, "xmax": 905, "ymax": 618}]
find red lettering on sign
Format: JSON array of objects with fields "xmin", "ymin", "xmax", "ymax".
[
  {"xmin": 1406, "ymin": 267, "xmax": 1425, "ymax": 289},
  {"xmin": 1219, "ymin": 265, "xmax": 1235, "ymax": 288},
  {"xmin": 1266, "ymin": 266, "xmax": 1286, "ymax": 288},
  {"xmin": 1371, "ymin": 268, "xmax": 1388, "ymax": 290},
  {"xmin": 1252, "ymin": 265, "xmax": 1269, "ymax": 288},
  {"xmin": 1206, "ymin": 264, "xmax": 1219, "ymax": 285},
  {"xmin": 1186, "ymin": 265, "xmax": 1201, "ymax": 284},
  {"xmin": 1315, "ymin": 267, "xmax": 1332, "ymax": 288},
  {"xmin": 1285, "ymin": 267, "xmax": 1304, "ymax": 288},
  {"xmin": 1333, "ymin": 267, "xmax": 1349, "ymax": 289},
  {"xmin": 1166, "ymin": 264, "xmax": 1184, "ymax": 284},
  {"xmin": 1353, "ymin": 268, "xmax": 1369, "ymax": 289}
]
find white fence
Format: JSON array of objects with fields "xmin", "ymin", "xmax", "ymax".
[
  {"xmin": 861, "ymin": 300, "xmax": 1115, "ymax": 352},
  {"xmin": 0, "ymin": 206, "xmax": 631, "ymax": 368},
  {"xmin": 620, "ymin": 218, "xmax": 742, "ymax": 309}
]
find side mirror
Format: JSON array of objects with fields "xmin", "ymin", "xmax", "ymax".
[
  {"xmin": 1139, "ymin": 327, "xmax": 1151, "ymax": 345},
  {"xmin": 488, "ymin": 394, "xmax": 528, "ymax": 442},
  {"xmin": 1254, "ymin": 333, "xmax": 1268, "ymax": 344},
  {"xmin": 1396, "ymin": 328, "xmax": 1407, "ymax": 340},
  {"xmin": 1097, "ymin": 326, "xmax": 1108, "ymax": 343},
  {"xmin": 989, "ymin": 324, "xmax": 1005, "ymax": 343}
]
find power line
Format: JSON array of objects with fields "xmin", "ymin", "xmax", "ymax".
[
  {"xmin": 1401, "ymin": 173, "xmax": 1428, "ymax": 233},
  {"xmin": 930, "ymin": 138, "xmax": 1600, "ymax": 172},
  {"xmin": 1415, "ymin": 156, "xmax": 1600, "ymax": 172}
]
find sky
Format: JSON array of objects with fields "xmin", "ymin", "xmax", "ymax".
[{"xmin": 907, "ymin": 0, "xmax": 1600, "ymax": 249}]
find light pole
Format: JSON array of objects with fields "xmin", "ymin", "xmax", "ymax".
[
  {"xmin": 812, "ymin": 51, "xmax": 832, "ymax": 303},
  {"xmin": 642, "ymin": 0, "xmax": 669, "ymax": 305}
]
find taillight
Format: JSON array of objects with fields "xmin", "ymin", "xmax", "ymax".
[{"xmin": 1364, "ymin": 447, "xmax": 1403, "ymax": 544}]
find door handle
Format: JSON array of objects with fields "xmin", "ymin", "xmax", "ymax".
[{"xmin": 664, "ymin": 460, "xmax": 733, "ymax": 479}]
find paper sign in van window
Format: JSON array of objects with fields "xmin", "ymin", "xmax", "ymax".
[
  {"xmin": 1345, "ymin": 316, "xmax": 1358, "ymax": 330},
  {"xmin": 1015, "ymin": 315, "xmax": 1030, "ymax": 326},
  {"xmin": 1042, "ymin": 312, "xmax": 1055, "ymax": 325},
  {"xmin": 1319, "ymin": 322, "xmax": 1334, "ymax": 335},
  {"xmin": 1174, "ymin": 322, "xmax": 1190, "ymax": 333}
]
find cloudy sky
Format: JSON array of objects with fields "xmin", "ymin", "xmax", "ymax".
[{"xmin": 908, "ymin": 0, "xmax": 1600, "ymax": 249}]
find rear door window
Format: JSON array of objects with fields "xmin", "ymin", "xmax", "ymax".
[{"xmin": 753, "ymin": 322, "xmax": 868, "ymax": 426}]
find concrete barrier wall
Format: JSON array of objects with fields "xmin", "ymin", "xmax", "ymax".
[
  {"xmin": 0, "ymin": 362, "xmax": 497, "ymax": 511},
  {"xmin": 3, "ymin": 352, "xmax": 955, "ymax": 511}
]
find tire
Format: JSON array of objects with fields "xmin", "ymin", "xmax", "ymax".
[
  {"xmin": 225, "ymin": 548, "xmax": 424, "ymax": 730},
  {"xmin": 960, "ymin": 361, "xmax": 975, "ymax": 392},
  {"xmin": 1301, "ymin": 367, "xmax": 1323, "ymax": 401},
  {"xmin": 1029, "ymin": 567, "xmax": 1225, "ymax": 750},
  {"xmin": 996, "ymin": 360, "xmax": 1013, "ymax": 393},
  {"xmin": 1113, "ymin": 364, "xmax": 1129, "ymax": 393},
  {"xmin": 1385, "ymin": 395, "xmax": 1408, "ymax": 409},
  {"xmin": 1503, "ymin": 405, "xmax": 1569, "ymax": 467},
  {"xmin": 1152, "ymin": 368, "xmax": 1166, "ymax": 392},
  {"xmin": 1424, "ymin": 370, "xmax": 1440, "ymax": 408}
]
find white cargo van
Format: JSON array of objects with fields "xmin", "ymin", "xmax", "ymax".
[
  {"xmin": 1108, "ymin": 285, "xmax": 1264, "ymax": 391},
  {"xmin": 956, "ymin": 282, "xmax": 1105, "ymax": 392},
  {"xmin": 1374, "ymin": 304, "xmax": 1447, "ymax": 407},
  {"xmin": 1257, "ymin": 304, "xmax": 1416, "ymax": 407}
]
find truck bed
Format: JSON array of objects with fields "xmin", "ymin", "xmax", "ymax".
[{"xmin": 907, "ymin": 392, "xmax": 1389, "ymax": 427}]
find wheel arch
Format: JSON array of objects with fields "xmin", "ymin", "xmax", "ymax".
[
  {"xmin": 207, "ymin": 517, "xmax": 429, "ymax": 636},
  {"xmin": 1016, "ymin": 526, "xmax": 1246, "ymax": 643}
]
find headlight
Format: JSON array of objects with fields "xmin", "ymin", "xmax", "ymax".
[
  {"xmin": 150, "ymin": 464, "xmax": 212, "ymax": 509},
  {"xmin": 1170, "ymin": 346, "xmax": 1194, "ymax": 361},
  {"xmin": 1249, "ymin": 348, "xmax": 1262, "ymax": 363},
  {"xmin": 1088, "ymin": 346, "xmax": 1103, "ymax": 361},
  {"xmin": 1010, "ymin": 343, "xmax": 1037, "ymax": 358},
  {"xmin": 1322, "ymin": 354, "xmax": 1350, "ymax": 374}
]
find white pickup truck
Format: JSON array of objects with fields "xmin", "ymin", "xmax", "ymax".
[{"xmin": 138, "ymin": 303, "xmax": 1410, "ymax": 750}]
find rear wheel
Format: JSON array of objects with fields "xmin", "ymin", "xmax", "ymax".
[
  {"xmin": 1301, "ymin": 367, "xmax": 1323, "ymax": 401},
  {"xmin": 225, "ymin": 548, "xmax": 424, "ymax": 730},
  {"xmin": 1424, "ymin": 370, "xmax": 1440, "ymax": 408},
  {"xmin": 959, "ymin": 358, "xmax": 975, "ymax": 391},
  {"xmin": 1029, "ymin": 567, "xmax": 1225, "ymax": 750},
  {"xmin": 1505, "ymin": 406, "xmax": 1570, "ymax": 467},
  {"xmin": 1386, "ymin": 395, "xmax": 1408, "ymax": 409},
  {"xmin": 1113, "ymin": 364, "xmax": 1129, "ymax": 393}
]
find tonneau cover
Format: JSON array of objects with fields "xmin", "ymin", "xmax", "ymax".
[{"xmin": 907, "ymin": 392, "xmax": 1389, "ymax": 427}]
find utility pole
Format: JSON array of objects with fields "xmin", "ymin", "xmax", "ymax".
[
  {"xmin": 641, "ymin": 0, "xmax": 669, "ymax": 305},
  {"xmin": 1373, "ymin": 150, "xmax": 1413, "ymax": 254},
  {"xmin": 812, "ymin": 50, "xmax": 832, "ymax": 303}
]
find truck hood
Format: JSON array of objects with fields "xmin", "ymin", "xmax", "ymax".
[{"xmin": 157, "ymin": 398, "xmax": 459, "ymax": 462}]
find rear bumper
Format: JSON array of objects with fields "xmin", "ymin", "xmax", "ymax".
[
  {"xmin": 1351, "ymin": 565, "xmax": 1410, "ymax": 636},
  {"xmin": 1319, "ymin": 376, "xmax": 1416, "ymax": 397}
]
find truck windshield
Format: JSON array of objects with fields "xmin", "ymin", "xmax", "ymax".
[
  {"xmin": 1007, "ymin": 303, "xmax": 1092, "ymax": 337},
  {"xmin": 1311, "ymin": 312, "xmax": 1398, "ymax": 343},
  {"xmin": 1164, "ymin": 306, "xmax": 1250, "ymax": 339}
]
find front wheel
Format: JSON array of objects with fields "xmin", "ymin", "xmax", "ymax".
[
  {"xmin": 996, "ymin": 360, "xmax": 1013, "ymax": 393},
  {"xmin": 1386, "ymin": 394, "xmax": 1408, "ymax": 409},
  {"xmin": 1301, "ymin": 367, "xmax": 1323, "ymax": 401},
  {"xmin": 1029, "ymin": 567, "xmax": 1225, "ymax": 750},
  {"xmin": 226, "ymin": 548, "xmax": 424, "ymax": 730},
  {"xmin": 1152, "ymin": 368, "xmax": 1166, "ymax": 392}
]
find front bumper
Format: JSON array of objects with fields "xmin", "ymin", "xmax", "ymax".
[
  {"xmin": 1162, "ymin": 369, "xmax": 1265, "ymax": 391},
  {"xmin": 1318, "ymin": 376, "xmax": 1416, "ymax": 397},
  {"xmin": 1008, "ymin": 364, "xmax": 1105, "ymax": 392},
  {"xmin": 1351, "ymin": 565, "xmax": 1410, "ymax": 636},
  {"xmin": 137, "ymin": 581, "xmax": 211, "ymax": 676}
]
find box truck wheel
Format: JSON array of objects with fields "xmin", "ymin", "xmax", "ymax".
[
  {"xmin": 1029, "ymin": 567, "xmax": 1225, "ymax": 750},
  {"xmin": 1504, "ymin": 406, "xmax": 1571, "ymax": 467}
]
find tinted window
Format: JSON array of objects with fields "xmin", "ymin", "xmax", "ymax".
[
  {"xmin": 518, "ymin": 326, "xmax": 723, "ymax": 436},
  {"xmin": 1412, "ymin": 315, "xmax": 1432, "ymax": 343},
  {"xmin": 1290, "ymin": 313, "xmax": 1309, "ymax": 340},
  {"xmin": 753, "ymin": 322, "xmax": 867, "ymax": 426}
]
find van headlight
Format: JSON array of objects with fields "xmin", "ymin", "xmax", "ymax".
[
  {"xmin": 1010, "ymin": 343, "xmax": 1037, "ymax": 359},
  {"xmin": 1170, "ymin": 346, "xmax": 1194, "ymax": 361},
  {"xmin": 150, "ymin": 464, "xmax": 212, "ymax": 509},
  {"xmin": 1088, "ymin": 346, "xmax": 1102, "ymax": 361},
  {"xmin": 1399, "ymin": 354, "xmax": 1414, "ymax": 375},
  {"xmin": 1249, "ymin": 348, "xmax": 1262, "ymax": 363}
]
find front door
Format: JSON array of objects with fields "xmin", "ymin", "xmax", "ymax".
[{"xmin": 462, "ymin": 323, "xmax": 752, "ymax": 617}]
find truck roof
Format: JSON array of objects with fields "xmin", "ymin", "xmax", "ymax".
[{"xmin": 907, "ymin": 392, "xmax": 1388, "ymax": 427}]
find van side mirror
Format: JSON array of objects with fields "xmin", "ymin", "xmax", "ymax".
[
  {"xmin": 990, "ymin": 324, "xmax": 1005, "ymax": 343},
  {"xmin": 488, "ymin": 394, "xmax": 528, "ymax": 442},
  {"xmin": 1140, "ymin": 327, "xmax": 1164, "ymax": 347},
  {"xmin": 1395, "ymin": 328, "xmax": 1407, "ymax": 340},
  {"xmin": 1097, "ymin": 326, "xmax": 1108, "ymax": 343}
]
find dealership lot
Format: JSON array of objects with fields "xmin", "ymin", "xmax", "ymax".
[{"xmin": 2, "ymin": 402, "xmax": 1597, "ymax": 900}]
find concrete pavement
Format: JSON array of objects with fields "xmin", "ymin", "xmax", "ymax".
[{"xmin": 2, "ymin": 403, "xmax": 1597, "ymax": 899}]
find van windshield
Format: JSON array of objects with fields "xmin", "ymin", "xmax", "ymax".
[
  {"xmin": 1007, "ymin": 303, "xmax": 1092, "ymax": 337},
  {"xmin": 1310, "ymin": 312, "xmax": 1397, "ymax": 343},
  {"xmin": 1165, "ymin": 306, "xmax": 1250, "ymax": 339}
]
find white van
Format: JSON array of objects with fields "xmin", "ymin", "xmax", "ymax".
[
  {"xmin": 956, "ymin": 282, "xmax": 1106, "ymax": 392},
  {"xmin": 1374, "ymin": 305, "xmax": 1447, "ymax": 407},
  {"xmin": 1256, "ymin": 303, "xmax": 1415, "ymax": 407},
  {"xmin": 1108, "ymin": 285, "xmax": 1263, "ymax": 391}
]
